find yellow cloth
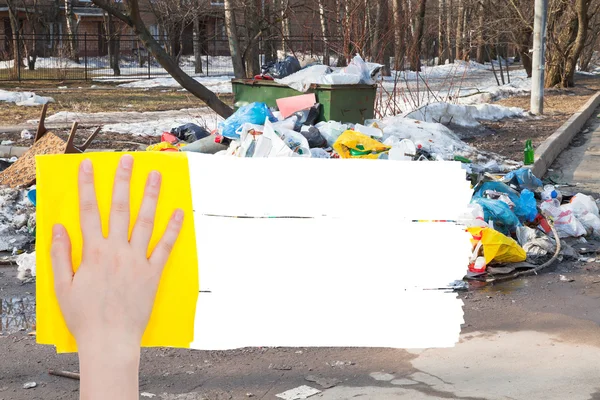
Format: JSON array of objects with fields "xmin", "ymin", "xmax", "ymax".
[
  {"xmin": 35, "ymin": 152, "xmax": 198, "ymax": 353},
  {"xmin": 467, "ymin": 227, "xmax": 526, "ymax": 265}
]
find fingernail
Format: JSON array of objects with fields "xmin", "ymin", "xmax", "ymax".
[
  {"xmin": 120, "ymin": 154, "xmax": 134, "ymax": 170},
  {"xmin": 81, "ymin": 159, "xmax": 92, "ymax": 174},
  {"xmin": 53, "ymin": 225, "xmax": 63, "ymax": 239},
  {"xmin": 149, "ymin": 171, "xmax": 161, "ymax": 187},
  {"xmin": 174, "ymin": 209, "xmax": 184, "ymax": 223}
]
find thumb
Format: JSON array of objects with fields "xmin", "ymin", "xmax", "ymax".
[{"xmin": 50, "ymin": 224, "xmax": 74, "ymax": 291}]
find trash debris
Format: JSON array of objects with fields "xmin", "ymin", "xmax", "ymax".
[
  {"xmin": 23, "ymin": 382, "xmax": 37, "ymax": 389},
  {"xmin": 467, "ymin": 227, "xmax": 526, "ymax": 266},
  {"xmin": 16, "ymin": 251, "xmax": 36, "ymax": 280},
  {"xmin": 277, "ymin": 94, "xmax": 317, "ymax": 119},
  {"xmin": 20, "ymin": 130, "xmax": 33, "ymax": 140},
  {"xmin": 275, "ymin": 385, "xmax": 321, "ymax": 400},
  {"xmin": 141, "ymin": 393, "xmax": 156, "ymax": 398},
  {"xmin": 305, "ymin": 375, "xmax": 341, "ymax": 389},
  {"xmin": 559, "ymin": 275, "xmax": 574, "ymax": 282},
  {"xmin": 219, "ymin": 102, "xmax": 277, "ymax": 139},
  {"xmin": 170, "ymin": 123, "xmax": 210, "ymax": 143},
  {"xmin": 48, "ymin": 370, "xmax": 80, "ymax": 380},
  {"xmin": 263, "ymin": 56, "xmax": 302, "ymax": 79},
  {"xmin": 333, "ymin": 130, "xmax": 390, "ymax": 159}
]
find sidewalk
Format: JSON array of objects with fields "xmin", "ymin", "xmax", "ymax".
[{"xmin": 549, "ymin": 105, "xmax": 600, "ymax": 194}]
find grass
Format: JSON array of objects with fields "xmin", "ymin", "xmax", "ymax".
[{"xmin": 0, "ymin": 84, "xmax": 234, "ymax": 126}]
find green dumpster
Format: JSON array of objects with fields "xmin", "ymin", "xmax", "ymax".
[{"xmin": 231, "ymin": 79, "xmax": 377, "ymax": 124}]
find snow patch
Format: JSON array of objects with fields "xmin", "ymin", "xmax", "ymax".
[
  {"xmin": 117, "ymin": 75, "xmax": 233, "ymax": 92},
  {"xmin": 406, "ymin": 102, "xmax": 527, "ymax": 127},
  {"xmin": 0, "ymin": 90, "xmax": 54, "ymax": 106}
]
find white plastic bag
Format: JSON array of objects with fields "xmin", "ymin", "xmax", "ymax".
[
  {"xmin": 316, "ymin": 121, "xmax": 347, "ymax": 147},
  {"xmin": 16, "ymin": 251, "xmax": 36, "ymax": 280},
  {"xmin": 570, "ymin": 194, "xmax": 600, "ymax": 235},
  {"xmin": 252, "ymin": 119, "xmax": 295, "ymax": 157},
  {"xmin": 552, "ymin": 204, "xmax": 587, "ymax": 238},
  {"xmin": 458, "ymin": 203, "xmax": 487, "ymax": 227},
  {"xmin": 341, "ymin": 54, "xmax": 374, "ymax": 84},
  {"xmin": 310, "ymin": 148, "xmax": 331, "ymax": 158},
  {"xmin": 276, "ymin": 127, "xmax": 311, "ymax": 157}
]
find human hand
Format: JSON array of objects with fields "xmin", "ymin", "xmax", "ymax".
[{"xmin": 49, "ymin": 154, "xmax": 184, "ymax": 399}]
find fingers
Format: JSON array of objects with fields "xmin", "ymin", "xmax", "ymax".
[
  {"xmin": 78, "ymin": 159, "xmax": 102, "ymax": 242},
  {"xmin": 50, "ymin": 224, "xmax": 73, "ymax": 291},
  {"xmin": 130, "ymin": 171, "xmax": 162, "ymax": 252},
  {"xmin": 109, "ymin": 155, "xmax": 134, "ymax": 241},
  {"xmin": 149, "ymin": 209, "xmax": 184, "ymax": 269}
]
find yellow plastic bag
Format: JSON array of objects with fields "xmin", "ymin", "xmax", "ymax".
[
  {"xmin": 333, "ymin": 130, "xmax": 390, "ymax": 159},
  {"xmin": 146, "ymin": 142, "xmax": 182, "ymax": 152},
  {"xmin": 467, "ymin": 227, "xmax": 526, "ymax": 264}
]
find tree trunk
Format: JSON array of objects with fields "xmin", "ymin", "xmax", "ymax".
[
  {"xmin": 7, "ymin": 2, "xmax": 21, "ymax": 77},
  {"xmin": 112, "ymin": 26, "xmax": 121, "ymax": 76},
  {"xmin": 264, "ymin": 1, "xmax": 276, "ymax": 64},
  {"xmin": 409, "ymin": 0, "xmax": 427, "ymax": 71},
  {"xmin": 243, "ymin": 2, "xmax": 261, "ymax": 78},
  {"xmin": 476, "ymin": 0, "xmax": 485, "ymax": 64},
  {"xmin": 544, "ymin": 0, "xmax": 588, "ymax": 87},
  {"xmin": 64, "ymin": 0, "xmax": 80, "ymax": 63},
  {"xmin": 193, "ymin": 13, "xmax": 203, "ymax": 74},
  {"xmin": 518, "ymin": 28, "xmax": 533, "ymax": 77},
  {"xmin": 392, "ymin": 0, "xmax": 404, "ymax": 70},
  {"xmin": 438, "ymin": 0, "xmax": 445, "ymax": 64},
  {"xmin": 318, "ymin": 0, "xmax": 331, "ymax": 65},
  {"xmin": 564, "ymin": 0, "xmax": 589, "ymax": 86},
  {"xmin": 579, "ymin": 33, "xmax": 598, "ymax": 71},
  {"xmin": 446, "ymin": 0, "xmax": 454, "ymax": 62},
  {"xmin": 455, "ymin": 0, "xmax": 463, "ymax": 60},
  {"xmin": 223, "ymin": 0, "xmax": 245, "ymax": 78}
]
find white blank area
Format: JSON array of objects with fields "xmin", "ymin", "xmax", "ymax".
[
  {"xmin": 187, "ymin": 154, "xmax": 473, "ymax": 221},
  {"xmin": 190, "ymin": 217, "xmax": 469, "ymax": 350}
]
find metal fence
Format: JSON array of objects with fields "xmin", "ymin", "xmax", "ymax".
[{"xmin": 0, "ymin": 33, "xmax": 344, "ymax": 82}]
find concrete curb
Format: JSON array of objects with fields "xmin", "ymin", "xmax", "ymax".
[{"xmin": 531, "ymin": 91, "xmax": 600, "ymax": 179}]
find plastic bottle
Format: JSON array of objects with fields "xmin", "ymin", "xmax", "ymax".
[
  {"xmin": 524, "ymin": 139, "xmax": 534, "ymax": 165},
  {"xmin": 541, "ymin": 184, "xmax": 562, "ymax": 203}
]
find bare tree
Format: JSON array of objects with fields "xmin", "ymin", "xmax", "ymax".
[
  {"xmin": 392, "ymin": 0, "xmax": 404, "ymax": 70},
  {"xmin": 409, "ymin": 0, "xmax": 427, "ymax": 70},
  {"xmin": 223, "ymin": 0, "xmax": 245, "ymax": 78},
  {"xmin": 92, "ymin": 0, "xmax": 233, "ymax": 118},
  {"xmin": 544, "ymin": 0, "xmax": 592, "ymax": 87},
  {"xmin": 64, "ymin": 0, "xmax": 80, "ymax": 62}
]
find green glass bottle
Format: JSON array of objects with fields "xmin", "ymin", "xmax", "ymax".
[{"xmin": 524, "ymin": 140, "xmax": 534, "ymax": 165}]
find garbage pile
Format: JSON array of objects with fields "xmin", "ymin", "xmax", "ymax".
[
  {"xmin": 459, "ymin": 168, "xmax": 600, "ymax": 281},
  {"xmin": 147, "ymin": 99, "xmax": 517, "ymax": 175},
  {"xmin": 255, "ymin": 54, "xmax": 382, "ymax": 92},
  {"xmin": 0, "ymin": 186, "xmax": 36, "ymax": 254}
]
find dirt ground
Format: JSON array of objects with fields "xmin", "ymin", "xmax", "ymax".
[
  {"xmin": 0, "ymin": 84, "xmax": 233, "ymax": 127},
  {"xmin": 463, "ymin": 74, "xmax": 600, "ymax": 161},
  {"xmin": 2, "ymin": 255, "xmax": 600, "ymax": 400},
  {"xmin": 1, "ymin": 129, "xmax": 159, "ymax": 151}
]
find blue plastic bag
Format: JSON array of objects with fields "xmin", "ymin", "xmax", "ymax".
[
  {"xmin": 513, "ymin": 189, "xmax": 538, "ymax": 223},
  {"xmin": 503, "ymin": 168, "xmax": 543, "ymax": 191},
  {"xmin": 471, "ymin": 197, "xmax": 521, "ymax": 236},
  {"xmin": 219, "ymin": 102, "xmax": 277, "ymax": 139},
  {"xmin": 473, "ymin": 181, "xmax": 520, "ymax": 204}
]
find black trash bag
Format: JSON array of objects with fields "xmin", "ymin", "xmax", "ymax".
[
  {"xmin": 300, "ymin": 126, "xmax": 327, "ymax": 148},
  {"xmin": 293, "ymin": 104, "xmax": 321, "ymax": 132},
  {"xmin": 263, "ymin": 56, "xmax": 301, "ymax": 79},
  {"xmin": 170, "ymin": 123, "xmax": 210, "ymax": 143}
]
